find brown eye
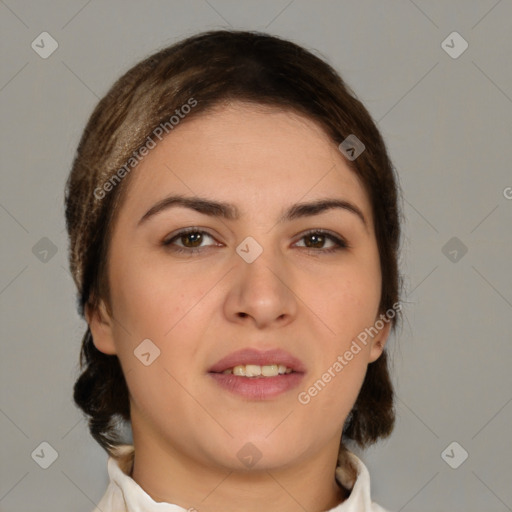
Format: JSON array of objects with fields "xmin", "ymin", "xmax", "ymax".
[
  {"xmin": 304, "ymin": 232, "xmax": 326, "ymax": 249},
  {"xmin": 294, "ymin": 230, "xmax": 348, "ymax": 253},
  {"xmin": 163, "ymin": 229, "xmax": 218, "ymax": 253},
  {"xmin": 179, "ymin": 231, "xmax": 204, "ymax": 248}
]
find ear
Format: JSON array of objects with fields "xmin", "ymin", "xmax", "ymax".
[
  {"xmin": 85, "ymin": 300, "xmax": 117, "ymax": 355},
  {"xmin": 368, "ymin": 315, "xmax": 392, "ymax": 363}
]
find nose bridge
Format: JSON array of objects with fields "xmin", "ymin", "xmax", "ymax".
[
  {"xmin": 240, "ymin": 243, "xmax": 283, "ymax": 291},
  {"xmin": 226, "ymin": 236, "xmax": 296, "ymax": 326}
]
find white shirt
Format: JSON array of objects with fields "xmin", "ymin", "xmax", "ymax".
[{"xmin": 92, "ymin": 444, "xmax": 391, "ymax": 512}]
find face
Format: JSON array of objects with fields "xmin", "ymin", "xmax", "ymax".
[{"xmin": 88, "ymin": 102, "xmax": 390, "ymax": 472}]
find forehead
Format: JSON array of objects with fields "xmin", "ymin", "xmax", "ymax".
[{"xmin": 118, "ymin": 102, "xmax": 373, "ymax": 225}]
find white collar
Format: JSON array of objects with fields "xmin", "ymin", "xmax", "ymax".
[{"xmin": 93, "ymin": 444, "xmax": 389, "ymax": 512}]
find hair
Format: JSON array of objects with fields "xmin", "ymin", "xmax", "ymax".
[{"xmin": 65, "ymin": 29, "xmax": 403, "ymax": 465}]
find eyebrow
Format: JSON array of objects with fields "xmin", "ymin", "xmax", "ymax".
[{"xmin": 138, "ymin": 194, "xmax": 368, "ymax": 230}]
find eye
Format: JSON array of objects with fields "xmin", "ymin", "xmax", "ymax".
[
  {"xmin": 294, "ymin": 229, "xmax": 349, "ymax": 253},
  {"xmin": 162, "ymin": 228, "xmax": 220, "ymax": 254},
  {"xmin": 162, "ymin": 228, "xmax": 349, "ymax": 255}
]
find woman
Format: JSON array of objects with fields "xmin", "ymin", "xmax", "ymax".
[{"xmin": 65, "ymin": 29, "xmax": 403, "ymax": 512}]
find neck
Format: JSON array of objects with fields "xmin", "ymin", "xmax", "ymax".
[{"xmin": 129, "ymin": 433, "xmax": 348, "ymax": 512}]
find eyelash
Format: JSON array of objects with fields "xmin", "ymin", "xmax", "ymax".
[{"xmin": 162, "ymin": 228, "xmax": 349, "ymax": 255}]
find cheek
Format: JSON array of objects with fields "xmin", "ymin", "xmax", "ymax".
[
  {"xmin": 107, "ymin": 262, "xmax": 210, "ymax": 425},
  {"xmin": 298, "ymin": 253, "xmax": 381, "ymax": 410},
  {"xmin": 109, "ymin": 254, "xmax": 210, "ymax": 340},
  {"xmin": 308, "ymin": 261, "xmax": 381, "ymax": 342},
  {"xmin": 108, "ymin": 257, "xmax": 217, "ymax": 408}
]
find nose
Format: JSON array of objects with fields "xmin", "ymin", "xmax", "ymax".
[{"xmin": 223, "ymin": 246, "xmax": 298, "ymax": 330}]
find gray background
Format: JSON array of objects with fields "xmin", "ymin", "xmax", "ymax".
[{"xmin": 1, "ymin": 1, "xmax": 511, "ymax": 511}]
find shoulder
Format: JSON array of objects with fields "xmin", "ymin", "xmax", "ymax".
[
  {"xmin": 90, "ymin": 480, "xmax": 126, "ymax": 512},
  {"xmin": 90, "ymin": 444, "xmax": 135, "ymax": 512},
  {"xmin": 370, "ymin": 503, "xmax": 393, "ymax": 512},
  {"xmin": 332, "ymin": 450, "xmax": 393, "ymax": 512}
]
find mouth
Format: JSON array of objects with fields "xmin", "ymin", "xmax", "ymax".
[
  {"xmin": 208, "ymin": 348, "xmax": 306, "ymax": 399},
  {"xmin": 218, "ymin": 364, "xmax": 294, "ymax": 377}
]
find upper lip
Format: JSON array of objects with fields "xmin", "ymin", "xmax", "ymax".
[{"xmin": 209, "ymin": 348, "xmax": 306, "ymax": 373}]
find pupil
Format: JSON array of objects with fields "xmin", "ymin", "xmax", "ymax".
[
  {"xmin": 180, "ymin": 233, "xmax": 325, "ymax": 249},
  {"xmin": 184, "ymin": 232, "xmax": 202, "ymax": 247},
  {"xmin": 307, "ymin": 234, "xmax": 324, "ymax": 248}
]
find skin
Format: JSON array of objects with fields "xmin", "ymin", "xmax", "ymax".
[{"xmin": 87, "ymin": 102, "xmax": 391, "ymax": 512}]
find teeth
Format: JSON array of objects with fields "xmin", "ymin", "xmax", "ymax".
[
  {"xmin": 222, "ymin": 364, "xmax": 293, "ymax": 377},
  {"xmin": 262, "ymin": 364, "xmax": 278, "ymax": 377}
]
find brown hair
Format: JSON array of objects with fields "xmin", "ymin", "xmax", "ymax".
[{"xmin": 65, "ymin": 29, "xmax": 403, "ymax": 461}]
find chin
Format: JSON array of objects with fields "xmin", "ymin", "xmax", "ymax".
[{"xmin": 204, "ymin": 434, "xmax": 309, "ymax": 472}]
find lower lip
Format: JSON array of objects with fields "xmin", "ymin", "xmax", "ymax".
[{"xmin": 208, "ymin": 372, "xmax": 305, "ymax": 400}]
